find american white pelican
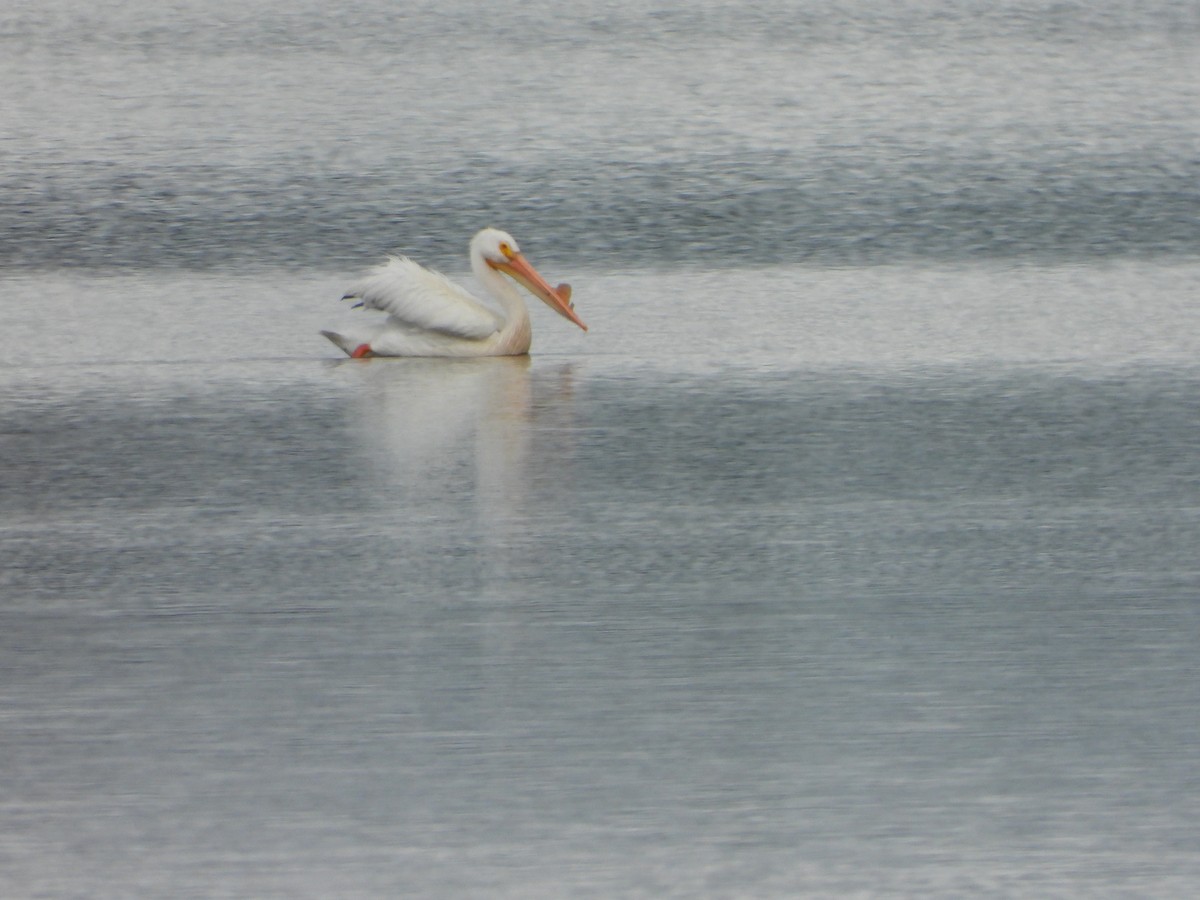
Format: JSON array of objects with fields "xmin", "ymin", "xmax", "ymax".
[{"xmin": 322, "ymin": 228, "xmax": 586, "ymax": 358}]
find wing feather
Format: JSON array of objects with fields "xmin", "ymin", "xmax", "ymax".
[{"xmin": 342, "ymin": 256, "xmax": 504, "ymax": 340}]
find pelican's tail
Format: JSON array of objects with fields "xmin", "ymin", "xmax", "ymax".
[{"xmin": 321, "ymin": 330, "xmax": 375, "ymax": 358}]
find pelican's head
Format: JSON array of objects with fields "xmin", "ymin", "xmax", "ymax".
[{"xmin": 471, "ymin": 228, "xmax": 587, "ymax": 331}]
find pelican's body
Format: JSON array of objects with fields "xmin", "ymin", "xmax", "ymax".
[{"xmin": 322, "ymin": 228, "xmax": 585, "ymax": 358}]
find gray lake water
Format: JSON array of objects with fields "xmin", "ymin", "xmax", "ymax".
[{"xmin": 3, "ymin": 1, "xmax": 1200, "ymax": 896}]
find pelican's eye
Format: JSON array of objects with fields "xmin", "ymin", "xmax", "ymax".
[{"xmin": 498, "ymin": 242, "xmax": 515, "ymax": 259}]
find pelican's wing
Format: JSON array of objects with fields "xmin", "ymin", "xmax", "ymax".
[{"xmin": 342, "ymin": 256, "xmax": 504, "ymax": 339}]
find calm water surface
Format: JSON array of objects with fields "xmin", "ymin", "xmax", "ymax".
[
  {"xmin": 3, "ymin": 0, "xmax": 1200, "ymax": 895},
  {"xmin": 5, "ymin": 266, "xmax": 1200, "ymax": 896}
]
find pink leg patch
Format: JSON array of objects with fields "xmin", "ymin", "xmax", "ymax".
[{"xmin": 350, "ymin": 344, "xmax": 373, "ymax": 359}]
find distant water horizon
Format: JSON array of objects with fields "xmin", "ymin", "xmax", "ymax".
[{"xmin": 2, "ymin": 0, "xmax": 1198, "ymax": 272}]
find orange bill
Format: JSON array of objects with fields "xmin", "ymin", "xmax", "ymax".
[{"xmin": 494, "ymin": 253, "xmax": 587, "ymax": 332}]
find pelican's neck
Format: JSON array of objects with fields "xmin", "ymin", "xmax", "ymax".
[{"xmin": 471, "ymin": 253, "xmax": 532, "ymax": 352}]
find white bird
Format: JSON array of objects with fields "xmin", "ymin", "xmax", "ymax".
[{"xmin": 322, "ymin": 228, "xmax": 587, "ymax": 358}]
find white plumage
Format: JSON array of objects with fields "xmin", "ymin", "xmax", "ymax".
[
  {"xmin": 322, "ymin": 228, "xmax": 586, "ymax": 358},
  {"xmin": 342, "ymin": 256, "xmax": 505, "ymax": 340}
]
